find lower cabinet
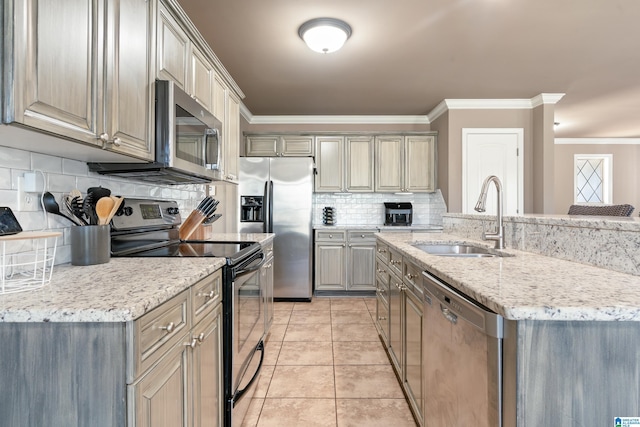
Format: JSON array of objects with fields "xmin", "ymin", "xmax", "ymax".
[
  {"xmin": 262, "ymin": 242, "xmax": 274, "ymax": 336},
  {"xmin": 315, "ymin": 229, "xmax": 376, "ymax": 292},
  {"xmin": 0, "ymin": 268, "xmax": 223, "ymax": 427},
  {"xmin": 374, "ymin": 239, "xmax": 424, "ymax": 426}
]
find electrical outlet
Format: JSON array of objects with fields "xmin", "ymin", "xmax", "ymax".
[
  {"xmin": 16, "ymin": 176, "xmax": 39, "ymax": 212},
  {"xmin": 208, "ymin": 185, "xmax": 216, "ymax": 196}
]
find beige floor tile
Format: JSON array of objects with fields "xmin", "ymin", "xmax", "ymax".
[
  {"xmin": 277, "ymin": 341, "xmax": 333, "ymax": 365},
  {"xmin": 262, "ymin": 340, "xmax": 281, "ymax": 366},
  {"xmin": 267, "ymin": 365, "xmax": 335, "ymax": 398},
  {"xmin": 289, "ymin": 310, "xmax": 331, "ymax": 324},
  {"xmin": 293, "ymin": 298, "xmax": 332, "ymax": 311},
  {"xmin": 253, "ymin": 365, "xmax": 275, "ymax": 398},
  {"xmin": 257, "ymin": 398, "xmax": 337, "ymax": 427},
  {"xmin": 364, "ymin": 298, "xmax": 377, "ymax": 313},
  {"xmin": 273, "ymin": 301, "xmax": 296, "ymax": 312},
  {"xmin": 331, "ymin": 310, "xmax": 373, "ymax": 324},
  {"xmin": 272, "ymin": 310, "xmax": 291, "ymax": 325},
  {"xmin": 284, "ymin": 323, "xmax": 332, "ymax": 342},
  {"xmin": 241, "ymin": 398, "xmax": 264, "ymax": 427},
  {"xmin": 332, "ymin": 341, "xmax": 389, "ymax": 365},
  {"xmin": 266, "ymin": 323, "xmax": 287, "ymax": 342},
  {"xmin": 332, "ymin": 322, "xmax": 379, "ymax": 342},
  {"xmin": 336, "ymin": 399, "xmax": 416, "ymax": 427},
  {"xmin": 330, "ymin": 298, "xmax": 369, "ymax": 311},
  {"xmin": 334, "ymin": 365, "xmax": 404, "ymax": 398}
]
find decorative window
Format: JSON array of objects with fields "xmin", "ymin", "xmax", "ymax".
[{"xmin": 574, "ymin": 154, "xmax": 613, "ymax": 204}]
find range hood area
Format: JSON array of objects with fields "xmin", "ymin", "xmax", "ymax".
[{"xmin": 87, "ymin": 161, "xmax": 215, "ymax": 185}]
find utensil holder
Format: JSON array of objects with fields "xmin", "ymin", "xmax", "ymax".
[{"xmin": 70, "ymin": 225, "xmax": 110, "ymax": 266}]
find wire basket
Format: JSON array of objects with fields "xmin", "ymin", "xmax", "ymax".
[{"xmin": 0, "ymin": 231, "xmax": 62, "ymax": 295}]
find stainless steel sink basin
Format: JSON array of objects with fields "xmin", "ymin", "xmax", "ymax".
[{"xmin": 412, "ymin": 243, "xmax": 497, "ymax": 257}]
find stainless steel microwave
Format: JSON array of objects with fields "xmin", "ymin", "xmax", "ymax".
[{"xmin": 88, "ymin": 80, "xmax": 223, "ymax": 184}]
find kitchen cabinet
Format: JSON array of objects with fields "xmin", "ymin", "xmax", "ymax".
[
  {"xmin": 315, "ymin": 229, "xmax": 376, "ymax": 292},
  {"xmin": 245, "ymin": 135, "xmax": 315, "ymax": 157},
  {"xmin": 262, "ymin": 241, "xmax": 274, "ymax": 336},
  {"xmin": 375, "ymin": 135, "xmax": 436, "ymax": 193},
  {"xmin": 5, "ymin": 0, "xmax": 155, "ymax": 160},
  {"xmin": 0, "ymin": 268, "xmax": 223, "ymax": 427},
  {"xmin": 189, "ymin": 45, "xmax": 215, "ymax": 113},
  {"xmin": 156, "ymin": 2, "xmax": 190, "ymax": 90},
  {"xmin": 314, "ymin": 135, "xmax": 374, "ymax": 193},
  {"xmin": 374, "ymin": 239, "xmax": 423, "ymax": 426},
  {"xmin": 224, "ymin": 93, "xmax": 241, "ymax": 182}
]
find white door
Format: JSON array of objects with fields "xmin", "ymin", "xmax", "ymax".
[{"xmin": 462, "ymin": 128, "xmax": 523, "ymax": 215}]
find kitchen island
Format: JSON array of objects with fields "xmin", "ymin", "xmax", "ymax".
[
  {"xmin": 376, "ymin": 229, "xmax": 640, "ymax": 426},
  {"xmin": 0, "ymin": 232, "xmax": 274, "ymax": 427}
]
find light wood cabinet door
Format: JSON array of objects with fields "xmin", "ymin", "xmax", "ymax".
[
  {"xmin": 388, "ymin": 269, "xmax": 402, "ymax": 372},
  {"xmin": 189, "ymin": 46, "xmax": 214, "ymax": 112},
  {"xmin": 348, "ymin": 244, "xmax": 376, "ymax": 290},
  {"xmin": 225, "ymin": 93, "xmax": 240, "ymax": 181},
  {"xmin": 281, "ymin": 136, "xmax": 314, "ymax": 156},
  {"xmin": 403, "ymin": 283, "xmax": 424, "ymax": 425},
  {"xmin": 192, "ymin": 306, "xmax": 222, "ymax": 427},
  {"xmin": 131, "ymin": 338, "xmax": 190, "ymax": 427},
  {"xmin": 346, "ymin": 136, "xmax": 374, "ymax": 192},
  {"xmin": 245, "ymin": 135, "xmax": 313, "ymax": 157},
  {"xmin": 156, "ymin": 3, "xmax": 189, "ymax": 90},
  {"xmin": 10, "ymin": 0, "xmax": 102, "ymax": 146},
  {"xmin": 405, "ymin": 135, "xmax": 436, "ymax": 192},
  {"xmin": 245, "ymin": 136, "xmax": 279, "ymax": 157},
  {"xmin": 315, "ymin": 136, "xmax": 344, "ymax": 192},
  {"xmin": 375, "ymin": 136, "xmax": 404, "ymax": 192},
  {"xmin": 104, "ymin": 0, "xmax": 155, "ymax": 160},
  {"xmin": 315, "ymin": 243, "xmax": 346, "ymax": 291}
]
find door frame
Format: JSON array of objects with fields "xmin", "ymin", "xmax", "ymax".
[{"xmin": 461, "ymin": 128, "xmax": 524, "ymax": 215}]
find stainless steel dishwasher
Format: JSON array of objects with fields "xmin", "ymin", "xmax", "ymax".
[{"xmin": 422, "ymin": 271, "xmax": 504, "ymax": 427}]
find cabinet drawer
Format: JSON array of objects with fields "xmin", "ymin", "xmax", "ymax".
[
  {"xmin": 376, "ymin": 271, "xmax": 389, "ymax": 306},
  {"xmin": 375, "ymin": 257, "xmax": 389, "ymax": 285},
  {"xmin": 376, "ymin": 297, "xmax": 389, "ymax": 345},
  {"xmin": 348, "ymin": 230, "xmax": 377, "ymax": 243},
  {"xmin": 130, "ymin": 289, "xmax": 190, "ymax": 380},
  {"xmin": 315, "ymin": 230, "xmax": 347, "ymax": 242},
  {"xmin": 403, "ymin": 260, "xmax": 423, "ymax": 296},
  {"xmin": 192, "ymin": 269, "xmax": 222, "ymax": 325},
  {"xmin": 376, "ymin": 241, "xmax": 390, "ymax": 263},
  {"xmin": 388, "ymin": 248, "xmax": 403, "ymax": 277}
]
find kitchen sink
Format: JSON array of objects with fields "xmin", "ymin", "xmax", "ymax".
[{"xmin": 412, "ymin": 243, "xmax": 502, "ymax": 257}]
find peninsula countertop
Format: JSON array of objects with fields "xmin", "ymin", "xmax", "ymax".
[
  {"xmin": 0, "ymin": 233, "xmax": 274, "ymax": 323},
  {"xmin": 377, "ymin": 232, "xmax": 640, "ymax": 321}
]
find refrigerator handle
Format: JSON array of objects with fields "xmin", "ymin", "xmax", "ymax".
[{"xmin": 263, "ymin": 180, "xmax": 274, "ymax": 233}]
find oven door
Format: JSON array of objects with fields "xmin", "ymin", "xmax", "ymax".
[{"xmin": 228, "ymin": 252, "xmax": 266, "ymax": 426}]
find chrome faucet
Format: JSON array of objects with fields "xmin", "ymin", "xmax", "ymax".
[{"xmin": 474, "ymin": 175, "xmax": 505, "ymax": 249}]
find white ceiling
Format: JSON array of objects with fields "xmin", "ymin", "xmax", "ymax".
[{"xmin": 178, "ymin": 0, "xmax": 640, "ymax": 138}]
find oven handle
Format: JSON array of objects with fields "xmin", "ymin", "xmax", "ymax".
[
  {"xmin": 232, "ymin": 340, "xmax": 265, "ymax": 406},
  {"xmin": 235, "ymin": 252, "xmax": 266, "ymax": 278}
]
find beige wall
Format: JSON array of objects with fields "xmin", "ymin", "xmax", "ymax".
[
  {"xmin": 554, "ymin": 144, "xmax": 640, "ymax": 214},
  {"xmin": 436, "ymin": 109, "xmax": 534, "ymax": 213}
]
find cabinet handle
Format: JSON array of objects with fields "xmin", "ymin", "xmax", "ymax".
[
  {"xmin": 197, "ymin": 290, "xmax": 215, "ymax": 299},
  {"xmin": 361, "ymin": 234, "xmax": 365, "ymax": 238},
  {"xmin": 160, "ymin": 322, "xmax": 175, "ymax": 333},
  {"xmin": 376, "ymin": 268, "xmax": 386, "ymax": 273},
  {"xmin": 378, "ymin": 316, "xmax": 387, "ymax": 321},
  {"xmin": 329, "ymin": 234, "xmax": 333, "ymax": 238},
  {"xmin": 406, "ymin": 273, "xmax": 416, "ymax": 280},
  {"xmin": 377, "ymin": 288, "xmax": 386, "ymax": 294},
  {"xmin": 185, "ymin": 338, "xmax": 198, "ymax": 349},
  {"xmin": 197, "ymin": 332, "xmax": 205, "ymax": 343},
  {"xmin": 99, "ymin": 133, "xmax": 122, "ymax": 149},
  {"xmin": 348, "ymin": 244, "xmax": 352, "ymax": 247},
  {"xmin": 342, "ymin": 244, "xmax": 346, "ymax": 247},
  {"xmin": 377, "ymin": 248, "xmax": 387, "ymax": 253},
  {"xmin": 391, "ymin": 259, "xmax": 401, "ymax": 265}
]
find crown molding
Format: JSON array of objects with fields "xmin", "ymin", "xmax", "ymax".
[
  {"xmin": 555, "ymin": 138, "xmax": 640, "ymax": 145},
  {"xmin": 240, "ymin": 93, "xmax": 567, "ymax": 125},
  {"xmin": 245, "ymin": 115, "xmax": 430, "ymax": 125}
]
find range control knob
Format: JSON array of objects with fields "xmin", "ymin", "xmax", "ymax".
[
  {"xmin": 167, "ymin": 207, "xmax": 179, "ymax": 215},
  {"xmin": 123, "ymin": 206, "xmax": 134, "ymax": 216}
]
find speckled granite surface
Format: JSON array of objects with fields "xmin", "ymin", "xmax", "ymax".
[
  {"xmin": 314, "ymin": 225, "xmax": 443, "ymax": 231},
  {"xmin": 0, "ymin": 233, "xmax": 275, "ymax": 323},
  {"xmin": 377, "ymin": 232, "xmax": 640, "ymax": 321}
]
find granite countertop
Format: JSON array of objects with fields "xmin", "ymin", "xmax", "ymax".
[
  {"xmin": 314, "ymin": 224, "xmax": 443, "ymax": 231},
  {"xmin": 377, "ymin": 232, "xmax": 640, "ymax": 321},
  {"xmin": 0, "ymin": 233, "xmax": 275, "ymax": 323}
]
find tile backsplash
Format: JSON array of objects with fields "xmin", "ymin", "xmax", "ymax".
[
  {"xmin": 313, "ymin": 190, "xmax": 447, "ymax": 226},
  {"xmin": 0, "ymin": 145, "xmax": 207, "ymax": 265}
]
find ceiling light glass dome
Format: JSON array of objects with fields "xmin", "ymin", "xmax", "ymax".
[{"xmin": 298, "ymin": 18, "xmax": 352, "ymax": 54}]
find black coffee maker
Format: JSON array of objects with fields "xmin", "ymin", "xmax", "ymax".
[{"xmin": 384, "ymin": 202, "xmax": 413, "ymax": 226}]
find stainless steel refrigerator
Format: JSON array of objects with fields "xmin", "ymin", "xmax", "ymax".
[{"xmin": 238, "ymin": 157, "xmax": 313, "ymax": 300}]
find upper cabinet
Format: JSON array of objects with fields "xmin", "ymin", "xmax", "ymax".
[
  {"xmin": 225, "ymin": 93, "xmax": 240, "ymax": 182},
  {"xmin": 346, "ymin": 136, "xmax": 375, "ymax": 192},
  {"xmin": 375, "ymin": 135, "xmax": 436, "ymax": 193},
  {"xmin": 314, "ymin": 136, "xmax": 344, "ymax": 192},
  {"xmin": 4, "ymin": 0, "xmax": 154, "ymax": 160},
  {"xmin": 314, "ymin": 135, "xmax": 374, "ymax": 193},
  {"xmin": 156, "ymin": 3, "xmax": 189, "ymax": 90},
  {"xmin": 245, "ymin": 135, "xmax": 314, "ymax": 157}
]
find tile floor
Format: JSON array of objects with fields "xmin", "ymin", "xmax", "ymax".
[{"xmin": 241, "ymin": 297, "xmax": 417, "ymax": 427}]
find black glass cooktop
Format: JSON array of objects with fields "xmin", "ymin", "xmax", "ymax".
[{"xmin": 117, "ymin": 240, "xmax": 259, "ymax": 264}]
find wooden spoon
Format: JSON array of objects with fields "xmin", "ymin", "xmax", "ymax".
[
  {"xmin": 105, "ymin": 196, "xmax": 123, "ymax": 225},
  {"xmin": 95, "ymin": 196, "xmax": 115, "ymax": 225}
]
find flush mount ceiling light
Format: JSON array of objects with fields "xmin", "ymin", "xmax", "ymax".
[{"xmin": 298, "ymin": 18, "xmax": 352, "ymax": 54}]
